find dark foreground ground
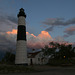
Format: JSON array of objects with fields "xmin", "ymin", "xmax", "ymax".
[{"xmin": 0, "ymin": 65, "xmax": 75, "ymax": 75}]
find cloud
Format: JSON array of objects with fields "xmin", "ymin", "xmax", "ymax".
[
  {"xmin": 6, "ymin": 29, "xmax": 17, "ymax": 35},
  {"xmin": 64, "ymin": 26, "xmax": 75, "ymax": 37},
  {"xmin": 53, "ymin": 36, "xmax": 73, "ymax": 46},
  {"xmin": 0, "ymin": 29, "xmax": 74, "ymax": 51},
  {"xmin": 54, "ymin": 36, "xmax": 65, "ymax": 42},
  {"xmin": 0, "ymin": 32, "xmax": 16, "ymax": 52},
  {"xmin": 42, "ymin": 18, "xmax": 75, "ymax": 31},
  {"xmin": 63, "ymin": 34, "xmax": 69, "ymax": 38},
  {"xmin": 7, "ymin": 16, "xmax": 17, "ymax": 24},
  {"xmin": 0, "ymin": 14, "xmax": 17, "ymax": 32},
  {"xmin": 27, "ymin": 31, "xmax": 53, "ymax": 49},
  {"xmin": 45, "ymin": 26, "xmax": 54, "ymax": 31},
  {"xmin": 1, "ymin": 29, "xmax": 53, "ymax": 50},
  {"xmin": 42, "ymin": 18, "xmax": 64, "ymax": 26},
  {"xmin": 0, "ymin": 13, "xmax": 17, "ymax": 51},
  {"xmin": 43, "ymin": 18, "xmax": 75, "ymax": 26},
  {"xmin": 0, "ymin": 12, "xmax": 35, "ymax": 34}
]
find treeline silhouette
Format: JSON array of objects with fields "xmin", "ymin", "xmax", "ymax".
[
  {"xmin": 42, "ymin": 42, "xmax": 75, "ymax": 66},
  {"xmin": 42, "ymin": 42, "xmax": 75, "ymax": 59}
]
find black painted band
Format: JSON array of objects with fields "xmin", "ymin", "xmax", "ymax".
[{"xmin": 17, "ymin": 25, "xmax": 26, "ymax": 41}]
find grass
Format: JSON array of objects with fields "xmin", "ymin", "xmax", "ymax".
[
  {"xmin": 0, "ymin": 65, "xmax": 39, "ymax": 73},
  {"xmin": 47, "ymin": 58, "xmax": 75, "ymax": 66},
  {"xmin": 0, "ymin": 59, "xmax": 75, "ymax": 73}
]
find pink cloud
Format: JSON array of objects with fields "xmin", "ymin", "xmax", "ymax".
[
  {"xmin": 6, "ymin": 30, "xmax": 53, "ymax": 49},
  {"xmin": 6, "ymin": 29, "xmax": 74, "ymax": 49},
  {"xmin": 6, "ymin": 29, "xmax": 17, "ymax": 35},
  {"xmin": 26, "ymin": 31, "xmax": 53, "ymax": 49},
  {"xmin": 64, "ymin": 26, "xmax": 75, "ymax": 35}
]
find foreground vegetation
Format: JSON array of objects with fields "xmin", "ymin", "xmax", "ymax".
[
  {"xmin": 42, "ymin": 42, "xmax": 75, "ymax": 65},
  {"xmin": 42, "ymin": 42, "xmax": 75, "ymax": 59},
  {"xmin": 0, "ymin": 65, "xmax": 40, "ymax": 73},
  {"xmin": 0, "ymin": 62, "xmax": 75, "ymax": 74},
  {"xmin": 47, "ymin": 58, "xmax": 75, "ymax": 66}
]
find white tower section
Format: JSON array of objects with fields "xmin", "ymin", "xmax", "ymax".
[{"xmin": 15, "ymin": 8, "xmax": 28, "ymax": 65}]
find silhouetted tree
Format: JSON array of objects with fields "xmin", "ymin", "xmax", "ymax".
[
  {"xmin": 59, "ymin": 44, "xmax": 74, "ymax": 59},
  {"xmin": 71, "ymin": 47, "xmax": 75, "ymax": 57},
  {"xmin": 42, "ymin": 45, "xmax": 56, "ymax": 57},
  {"xmin": 42, "ymin": 42, "xmax": 75, "ymax": 59},
  {"xmin": 1, "ymin": 52, "xmax": 15, "ymax": 64},
  {"xmin": 49, "ymin": 42, "xmax": 60, "ymax": 48}
]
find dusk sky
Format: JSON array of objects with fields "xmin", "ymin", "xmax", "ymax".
[{"xmin": 0, "ymin": 0, "xmax": 75, "ymax": 51}]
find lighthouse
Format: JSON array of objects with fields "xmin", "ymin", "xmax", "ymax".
[{"xmin": 15, "ymin": 8, "xmax": 28, "ymax": 65}]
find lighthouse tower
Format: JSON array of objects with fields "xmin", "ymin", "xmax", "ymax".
[{"xmin": 15, "ymin": 8, "xmax": 28, "ymax": 65}]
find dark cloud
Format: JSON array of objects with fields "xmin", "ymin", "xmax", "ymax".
[
  {"xmin": 63, "ymin": 34, "xmax": 69, "ymax": 38},
  {"xmin": 0, "ymin": 14, "xmax": 17, "ymax": 52},
  {"xmin": 0, "ymin": 14, "xmax": 17, "ymax": 32},
  {"xmin": 42, "ymin": 18, "xmax": 64, "ymax": 26},
  {"xmin": 45, "ymin": 26, "xmax": 54, "ymax": 31},
  {"xmin": 7, "ymin": 16, "xmax": 17, "ymax": 24},
  {"xmin": 0, "ymin": 32, "xmax": 16, "ymax": 52},
  {"xmin": 43, "ymin": 18, "xmax": 75, "ymax": 26},
  {"xmin": 0, "ymin": 12, "xmax": 17, "ymax": 51},
  {"xmin": 42, "ymin": 18, "xmax": 75, "ymax": 31},
  {"xmin": 64, "ymin": 26, "xmax": 75, "ymax": 37}
]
